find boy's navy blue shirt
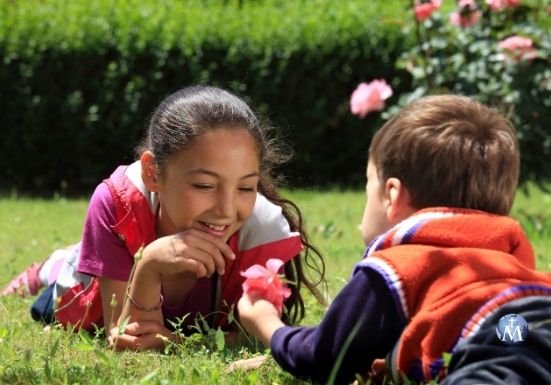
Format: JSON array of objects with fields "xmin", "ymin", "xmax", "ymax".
[{"xmin": 270, "ymin": 267, "xmax": 404, "ymax": 385}]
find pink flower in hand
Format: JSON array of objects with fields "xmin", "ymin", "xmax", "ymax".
[
  {"xmin": 414, "ymin": 0, "xmax": 442, "ymax": 21},
  {"xmin": 350, "ymin": 79, "xmax": 393, "ymax": 118},
  {"xmin": 241, "ymin": 258, "xmax": 291, "ymax": 313}
]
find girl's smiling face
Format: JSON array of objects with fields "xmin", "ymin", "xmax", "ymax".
[{"xmin": 144, "ymin": 127, "xmax": 260, "ymax": 243}]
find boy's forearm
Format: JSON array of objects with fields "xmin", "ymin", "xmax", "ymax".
[
  {"xmin": 269, "ymin": 270, "xmax": 405, "ymax": 385},
  {"xmin": 248, "ymin": 316, "xmax": 286, "ymax": 345}
]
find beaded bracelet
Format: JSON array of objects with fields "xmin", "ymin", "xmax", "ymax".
[{"xmin": 126, "ymin": 290, "xmax": 164, "ymax": 312}]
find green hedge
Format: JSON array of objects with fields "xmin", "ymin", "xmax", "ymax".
[{"xmin": 0, "ymin": 0, "xmax": 411, "ymax": 194}]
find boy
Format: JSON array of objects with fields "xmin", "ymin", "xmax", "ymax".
[{"xmin": 237, "ymin": 95, "xmax": 551, "ymax": 384}]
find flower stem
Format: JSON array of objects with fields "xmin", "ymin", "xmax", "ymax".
[{"xmin": 411, "ymin": 0, "xmax": 434, "ymax": 90}]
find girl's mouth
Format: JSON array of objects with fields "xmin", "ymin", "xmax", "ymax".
[{"xmin": 200, "ymin": 221, "xmax": 230, "ymax": 237}]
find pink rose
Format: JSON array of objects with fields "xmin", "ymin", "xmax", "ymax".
[
  {"xmin": 450, "ymin": 0, "xmax": 481, "ymax": 27},
  {"xmin": 350, "ymin": 79, "xmax": 393, "ymax": 118},
  {"xmin": 450, "ymin": 10, "xmax": 481, "ymax": 27},
  {"xmin": 486, "ymin": 0, "xmax": 521, "ymax": 11},
  {"xmin": 498, "ymin": 36, "xmax": 538, "ymax": 61},
  {"xmin": 240, "ymin": 258, "xmax": 291, "ymax": 313},
  {"xmin": 414, "ymin": 0, "xmax": 442, "ymax": 21},
  {"xmin": 458, "ymin": 0, "xmax": 478, "ymax": 9}
]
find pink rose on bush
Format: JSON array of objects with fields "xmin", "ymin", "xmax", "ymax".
[
  {"xmin": 241, "ymin": 258, "xmax": 291, "ymax": 313},
  {"xmin": 498, "ymin": 36, "xmax": 538, "ymax": 61},
  {"xmin": 350, "ymin": 79, "xmax": 393, "ymax": 118},
  {"xmin": 414, "ymin": 0, "xmax": 442, "ymax": 21},
  {"xmin": 486, "ymin": 0, "xmax": 521, "ymax": 11},
  {"xmin": 450, "ymin": 0, "xmax": 481, "ymax": 27}
]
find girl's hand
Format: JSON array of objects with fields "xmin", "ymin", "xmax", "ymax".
[
  {"xmin": 143, "ymin": 229, "xmax": 235, "ymax": 279},
  {"xmin": 237, "ymin": 294, "xmax": 285, "ymax": 345},
  {"xmin": 108, "ymin": 320, "xmax": 180, "ymax": 351}
]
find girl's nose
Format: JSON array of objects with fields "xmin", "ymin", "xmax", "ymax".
[{"xmin": 214, "ymin": 190, "xmax": 236, "ymax": 218}]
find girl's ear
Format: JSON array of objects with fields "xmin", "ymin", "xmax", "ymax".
[
  {"xmin": 140, "ymin": 151, "xmax": 160, "ymax": 192},
  {"xmin": 384, "ymin": 177, "xmax": 415, "ymax": 222}
]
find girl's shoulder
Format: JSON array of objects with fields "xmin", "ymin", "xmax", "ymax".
[
  {"xmin": 88, "ymin": 181, "xmax": 117, "ymax": 223},
  {"xmin": 237, "ymin": 193, "xmax": 301, "ymax": 252}
]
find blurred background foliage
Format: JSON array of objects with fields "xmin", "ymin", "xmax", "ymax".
[
  {"xmin": 389, "ymin": 0, "xmax": 551, "ymax": 189},
  {"xmin": 1, "ymin": 0, "xmax": 549, "ymax": 196},
  {"xmin": 0, "ymin": 0, "xmax": 410, "ymax": 195}
]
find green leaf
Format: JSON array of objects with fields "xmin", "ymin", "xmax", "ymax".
[
  {"xmin": 139, "ymin": 369, "xmax": 158, "ymax": 384},
  {"xmin": 93, "ymin": 348, "xmax": 110, "ymax": 366},
  {"xmin": 215, "ymin": 327, "xmax": 225, "ymax": 351}
]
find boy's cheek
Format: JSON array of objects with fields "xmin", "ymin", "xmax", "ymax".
[
  {"xmin": 360, "ymin": 212, "xmax": 388, "ymax": 247},
  {"xmin": 359, "ymin": 214, "xmax": 371, "ymax": 246}
]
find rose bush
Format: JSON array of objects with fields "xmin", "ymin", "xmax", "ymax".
[{"xmin": 353, "ymin": 0, "xmax": 551, "ymax": 186}]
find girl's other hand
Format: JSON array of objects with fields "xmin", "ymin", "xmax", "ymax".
[
  {"xmin": 143, "ymin": 229, "xmax": 235, "ymax": 278},
  {"xmin": 108, "ymin": 320, "xmax": 180, "ymax": 351}
]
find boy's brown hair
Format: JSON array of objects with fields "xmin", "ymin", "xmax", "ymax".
[{"xmin": 369, "ymin": 95, "xmax": 519, "ymax": 215}]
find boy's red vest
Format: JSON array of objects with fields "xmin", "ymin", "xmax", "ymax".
[
  {"xmin": 356, "ymin": 208, "xmax": 551, "ymax": 383},
  {"xmin": 55, "ymin": 162, "xmax": 303, "ymax": 330}
]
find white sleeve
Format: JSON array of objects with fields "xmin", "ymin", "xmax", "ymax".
[{"xmin": 238, "ymin": 193, "xmax": 301, "ymax": 251}]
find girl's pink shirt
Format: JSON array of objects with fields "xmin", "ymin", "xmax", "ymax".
[
  {"xmin": 77, "ymin": 182, "xmax": 133, "ymax": 281},
  {"xmin": 76, "ymin": 182, "xmax": 211, "ymax": 321}
]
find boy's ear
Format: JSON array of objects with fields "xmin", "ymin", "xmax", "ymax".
[
  {"xmin": 140, "ymin": 151, "xmax": 160, "ymax": 192},
  {"xmin": 384, "ymin": 177, "xmax": 414, "ymax": 222}
]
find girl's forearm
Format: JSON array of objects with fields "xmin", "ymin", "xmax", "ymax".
[{"xmin": 119, "ymin": 259, "xmax": 164, "ymax": 325}]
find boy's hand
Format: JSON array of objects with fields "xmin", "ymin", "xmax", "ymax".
[{"xmin": 237, "ymin": 294, "xmax": 285, "ymax": 345}]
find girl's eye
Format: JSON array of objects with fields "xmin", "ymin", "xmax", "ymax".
[
  {"xmin": 238, "ymin": 186, "xmax": 256, "ymax": 193},
  {"xmin": 193, "ymin": 184, "xmax": 214, "ymax": 190}
]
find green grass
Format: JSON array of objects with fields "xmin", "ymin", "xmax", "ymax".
[
  {"xmin": 511, "ymin": 184, "xmax": 551, "ymax": 272},
  {"xmin": 1, "ymin": 188, "xmax": 550, "ymax": 384}
]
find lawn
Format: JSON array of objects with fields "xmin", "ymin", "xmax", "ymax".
[{"xmin": 0, "ymin": 187, "xmax": 550, "ymax": 384}]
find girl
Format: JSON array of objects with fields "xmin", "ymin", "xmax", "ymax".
[{"xmin": 2, "ymin": 85, "xmax": 325, "ymax": 350}]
